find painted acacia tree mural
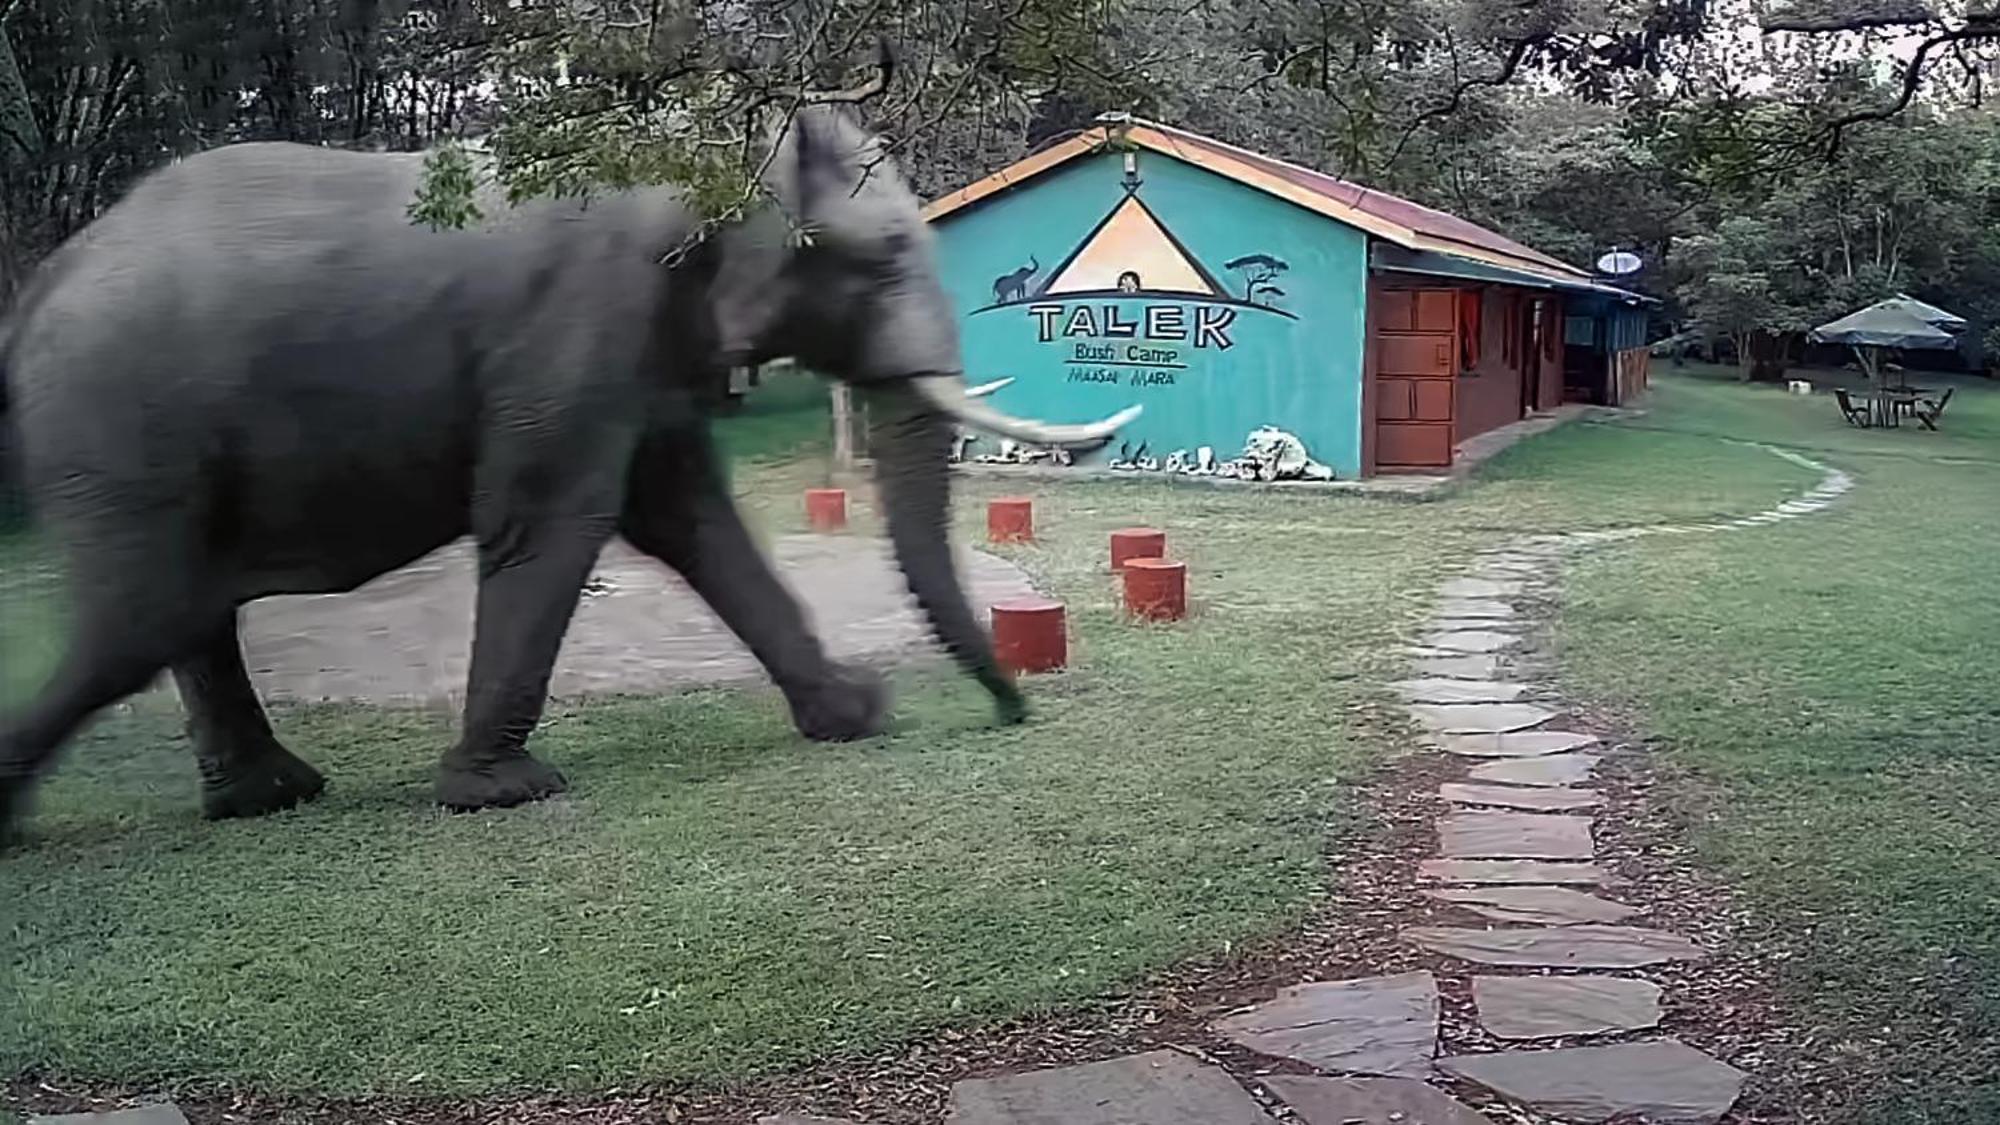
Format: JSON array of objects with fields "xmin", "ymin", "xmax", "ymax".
[{"xmin": 1226, "ymin": 253, "xmax": 1290, "ymax": 307}]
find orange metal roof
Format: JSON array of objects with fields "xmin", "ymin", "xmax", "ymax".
[{"xmin": 920, "ymin": 115, "xmax": 1595, "ymax": 287}]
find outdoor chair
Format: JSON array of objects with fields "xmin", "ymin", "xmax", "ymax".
[
  {"xmin": 1834, "ymin": 387, "xmax": 1873, "ymax": 427},
  {"xmin": 1913, "ymin": 387, "xmax": 1955, "ymax": 430}
]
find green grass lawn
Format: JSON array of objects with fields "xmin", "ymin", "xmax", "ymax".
[
  {"xmin": 1, "ymin": 393, "xmax": 1479, "ymax": 1093},
  {"xmin": 1559, "ymin": 364, "xmax": 2000, "ymax": 1123},
  {"xmin": 4, "ymin": 367, "xmax": 1996, "ymax": 1115}
]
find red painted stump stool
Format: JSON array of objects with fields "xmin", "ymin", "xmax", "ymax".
[
  {"xmin": 988, "ymin": 497, "xmax": 1035, "ymax": 544},
  {"xmin": 1122, "ymin": 558, "xmax": 1187, "ymax": 622},
  {"xmin": 992, "ymin": 598, "xmax": 1067, "ymax": 673},
  {"xmin": 1109, "ymin": 527, "xmax": 1167, "ymax": 571},
  {"xmin": 805, "ymin": 488, "xmax": 847, "ymax": 532}
]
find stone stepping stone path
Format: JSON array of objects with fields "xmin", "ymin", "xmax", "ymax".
[
  {"xmin": 1439, "ymin": 1040, "xmax": 1747, "ymax": 1124},
  {"xmin": 1437, "ymin": 577, "xmax": 1523, "ymax": 599},
  {"xmin": 1439, "ymin": 781, "xmax": 1602, "ymax": 811},
  {"xmin": 1431, "ymin": 616, "xmax": 1526, "ymax": 633},
  {"xmin": 1262, "ymin": 1075, "xmax": 1493, "ymax": 1125},
  {"xmin": 944, "ymin": 1050, "xmax": 1275, "ymax": 1124},
  {"xmin": 1420, "ymin": 858, "xmax": 1614, "ymax": 885},
  {"xmin": 1395, "ymin": 678, "xmax": 1530, "ymax": 704},
  {"xmin": 918, "ymin": 447, "xmax": 1847, "ymax": 1124},
  {"xmin": 1384, "ymin": 448, "xmax": 1846, "ymax": 1121},
  {"xmin": 1437, "ymin": 730, "xmax": 1601, "ymax": 758},
  {"xmin": 1416, "ymin": 629, "xmax": 1520, "ymax": 655},
  {"xmin": 1430, "ymin": 598, "xmax": 1519, "ymax": 620},
  {"xmin": 1212, "ymin": 971, "xmax": 1438, "ymax": 1078},
  {"xmin": 29, "ymin": 1110, "xmax": 188, "ymax": 1125},
  {"xmin": 1425, "ymin": 885, "xmax": 1639, "ymax": 925},
  {"xmin": 1438, "ymin": 810, "xmax": 1595, "ymax": 859},
  {"xmin": 1410, "ymin": 702, "xmax": 1560, "ymax": 734},
  {"xmin": 1472, "ymin": 975, "xmax": 1663, "ymax": 1039},
  {"xmin": 1469, "ymin": 753, "xmax": 1600, "ymax": 787},
  {"xmin": 1412, "ymin": 651, "xmax": 1505, "ymax": 679},
  {"xmin": 1405, "ymin": 922, "xmax": 1706, "ymax": 969}
]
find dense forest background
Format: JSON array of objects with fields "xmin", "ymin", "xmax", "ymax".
[{"xmin": 8, "ymin": 0, "xmax": 2000, "ymax": 374}]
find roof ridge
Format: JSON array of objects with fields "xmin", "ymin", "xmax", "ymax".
[
  {"xmin": 928, "ymin": 115, "xmax": 1607, "ymax": 289},
  {"xmin": 1107, "ymin": 117, "xmax": 1584, "ymax": 278}
]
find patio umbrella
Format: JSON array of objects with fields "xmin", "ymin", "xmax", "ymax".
[
  {"xmin": 1809, "ymin": 301, "xmax": 1960, "ymax": 387},
  {"xmin": 1889, "ymin": 293, "xmax": 1967, "ymax": 332}
]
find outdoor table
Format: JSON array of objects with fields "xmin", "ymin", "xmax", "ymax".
[{"xmin": 1868, "ymin": 389, "xmax": 1922, "ymax": 427}]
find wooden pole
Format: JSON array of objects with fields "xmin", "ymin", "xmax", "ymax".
[{"xmin": 830, "ymin": 382, "xmax": 854, "ymax": 472}]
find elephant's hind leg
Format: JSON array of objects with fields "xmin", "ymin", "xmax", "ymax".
[{"xmin": 172, "ymin": 614, "xmax": 325, "ymax": 820}]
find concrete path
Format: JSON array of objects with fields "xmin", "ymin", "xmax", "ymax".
[{"xmin": 240, "ymin": 536, "xmax": 1038, "ymax": 704}]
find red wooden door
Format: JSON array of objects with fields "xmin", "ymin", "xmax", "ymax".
[{"xmin": 1374, "ymin": 289, "xmax": 1457, "ymax": 469}]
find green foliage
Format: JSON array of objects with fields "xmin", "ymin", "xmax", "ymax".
[{"xmin": 406, "ymin": 143, "xmax": 484, "ymax": 231}]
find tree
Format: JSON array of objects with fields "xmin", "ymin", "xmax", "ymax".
[{"xmin": 1674, "ymin": 216, "xmax": 1812, "ymax": 379}]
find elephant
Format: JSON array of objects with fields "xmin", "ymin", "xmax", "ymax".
[{"xmin": 0, "ymin": 104, "xmax": 1139, "ymax": 839}]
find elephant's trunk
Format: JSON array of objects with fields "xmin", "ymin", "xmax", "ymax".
[{"xmin": 866, "ymin": 385, "xmax": 1027, "ymax": 726}]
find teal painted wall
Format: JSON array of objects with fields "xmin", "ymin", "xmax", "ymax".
[{"xmin": 929, "ymin": 151, "xmax": 1371, "ymax": 477}]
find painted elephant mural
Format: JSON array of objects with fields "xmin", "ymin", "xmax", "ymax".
[
  {"xmin": 991, "ymin": 257, "xmax": 1040, "ymax": 304},
  {"xmin": 0, "ymin": 102, "xmax": 1139, "ymax": 839}
]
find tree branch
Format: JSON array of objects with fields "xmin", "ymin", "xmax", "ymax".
[{"xmin": 1381, "ymin": 33, "xmax": 1546, "ymax": 171}]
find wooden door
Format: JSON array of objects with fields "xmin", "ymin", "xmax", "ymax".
[{"xmin": 1374, "ymin": 289, "xmax": 1457, "ymax": 469}]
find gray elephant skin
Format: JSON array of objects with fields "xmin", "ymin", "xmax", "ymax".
[{"xmin": 0, "ymin": 106, "xmax": 1135, "ymax": 837}]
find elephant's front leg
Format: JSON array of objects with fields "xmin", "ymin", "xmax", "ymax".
[
  {"xmin": 437, "ymin": 514, "xmax": 617, "ymax": 811},
  {"xmin": 621, "ymin": 429, "xmax": 885, "ymax": 741}
]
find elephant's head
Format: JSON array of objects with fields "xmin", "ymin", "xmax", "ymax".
[{"xmin": 704, "ymin": 105, "xmax": 1138, "ymax": 724}]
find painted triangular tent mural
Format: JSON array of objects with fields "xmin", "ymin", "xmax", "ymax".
[{"xmin": 1039, "ymin": 195, "xmax": 1226, "ymax": 298}]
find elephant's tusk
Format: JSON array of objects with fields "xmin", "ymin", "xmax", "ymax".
[
  {"xmin": 964, "ymin": 376, "xmax": 1016, "ymax": 399},
  {"xmin": 910, "ymin": 375, "xmax": 1140, "ymax": 449}
]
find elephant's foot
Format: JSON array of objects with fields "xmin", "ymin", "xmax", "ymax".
[
  {"xmin": 436, "ymin": 753, "xmax": 568, "ymax": 811},
  {"xmin": 972, "ymin": 664, "xmax": 1029, "ymax": 728},
  {"xmin": 199, "ymin": 744, "xmax": 328, "ymax": 820},
  {"xmin": 991, "ymin": 679, "xmax": 1029, "ymax": 727},
  {"xmin": 789, "ymin": 664, "xmax": 888, "ymax": 742}
]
